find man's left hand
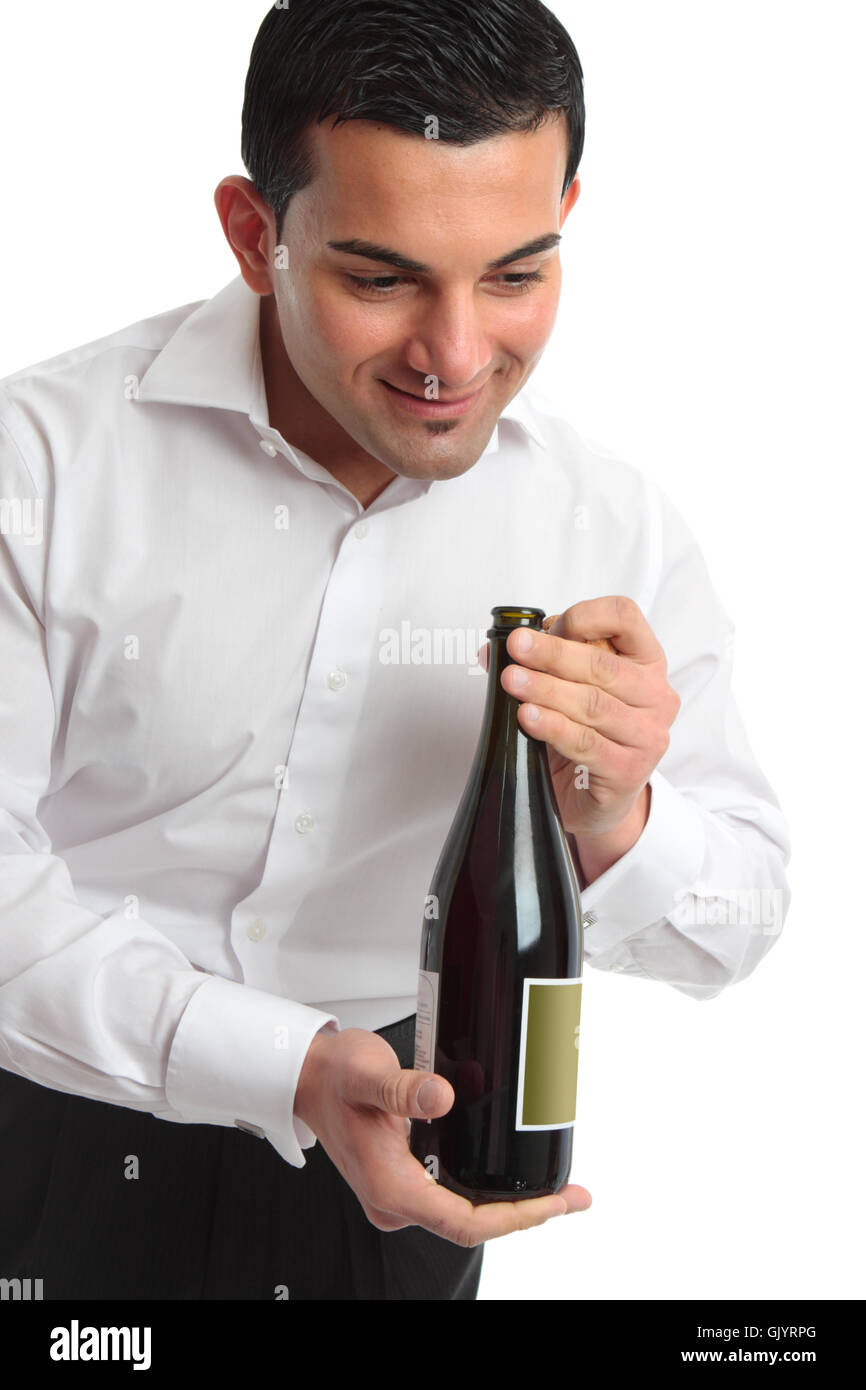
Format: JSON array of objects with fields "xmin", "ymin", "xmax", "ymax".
[{"xmin": 500, "ymin": 597, "xmax": 681, "ymax": 847}]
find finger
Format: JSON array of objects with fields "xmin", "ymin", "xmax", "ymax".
[
  {"xmin": 502, "ymin": 666, "xmax": 648, "ymax": 748},
  {"xmin": 544, "ymin": 614, "xmax": 616, "ymax": 656},
  {"xmin": 550, "ymin": 597, "xmax": 666, "ymax": 665},
  {"xmin": 346, "ymin": 1063, "xmax": 455, "ymax": 1120},
  {"xmin": 506, "ymin": 626, "xmax": 650, "ymax": 709},
  {"xmin": 515, "ymin": 702, "xmax": 654, "ymax": 783}
]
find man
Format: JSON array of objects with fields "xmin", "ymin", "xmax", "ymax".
[{"xmin": 0, "ymin": 1, "xmax": 790, "ymax": 1301}]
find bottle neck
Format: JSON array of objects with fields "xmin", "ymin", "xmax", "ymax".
[{"xmin": 475, "ymin": 630, "xmax": 543, "ymax": 778}]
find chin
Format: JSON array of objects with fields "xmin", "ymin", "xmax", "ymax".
[{"xmin": 362, "ymin": 417, "xmax": 495, "ymax": 482}]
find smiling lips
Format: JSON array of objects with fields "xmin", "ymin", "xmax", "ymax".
[{"xmin": 381, "ymin": 379, "xmax": 486, "ymax": 418}]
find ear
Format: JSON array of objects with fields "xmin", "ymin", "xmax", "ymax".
[
  {"xmin": 213, "ymin": 176, "xmax": 276, "ymax": 296},
  {"xmin": 560, "ymin": 176, "xmax": 581, "ymax": 227}
]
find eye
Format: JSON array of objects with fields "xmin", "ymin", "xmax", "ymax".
[
  {"xmin": 344, "ymin": 269, "xmax": 548, "ymax": 297},
  {"xmin": 346, "ymin": 274, "xmax": 408, "ymax": 296},
  {"xmin": 493, "ymin": 271, "xmax": 547, "ymax": 293}
]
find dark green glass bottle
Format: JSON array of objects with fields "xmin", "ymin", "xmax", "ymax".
[{"xmin": 409, "ymin": 607, "xmax": 584, "ymax": 1203}]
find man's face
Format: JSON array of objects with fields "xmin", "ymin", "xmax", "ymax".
[{"xmin": 267, "ymin": 115, "xmax": 578, "ymax": 482}]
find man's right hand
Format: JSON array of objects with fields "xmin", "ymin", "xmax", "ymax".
[{"xmin": 294, "ymin": 1026, "xmax": 592, "ymax": 1248}]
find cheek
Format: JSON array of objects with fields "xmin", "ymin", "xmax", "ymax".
[
  {"xmin": 297, "ymin": 280, "xmax": 390, "ymax": 364},
  {"xmin": 498, "ymin": 289, "xmax": 560, "ymax": 358}
]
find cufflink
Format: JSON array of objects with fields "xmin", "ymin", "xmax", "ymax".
[
  {"xmin": 583, "ymin": 911, "xmax": 597, "ymax": 928},
  {"xmin": 234, "ymin": 1119, "xmax": 265, "ymax": 1139}
]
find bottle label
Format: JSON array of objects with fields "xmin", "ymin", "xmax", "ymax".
[
  {"xmin": 515, "ymin": 977, "xmax": 583, "ymax": 1130},
  {"xmin": 414, "ymin": 969, "xmax": 439, "ymax": 1073}
]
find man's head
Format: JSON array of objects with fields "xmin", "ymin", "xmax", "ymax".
[{"xmin": 216, "ymin": 0, "xmax": 585, "ymax": 484}]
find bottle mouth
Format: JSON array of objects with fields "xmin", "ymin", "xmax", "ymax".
[{"xmin": 489, "ymin": 606, "xmax": 546, "ymax": 634}]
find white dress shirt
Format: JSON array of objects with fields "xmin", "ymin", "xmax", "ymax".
[{"xmin": 0, "ymin": 276, "xmax": 791, "ymax": 1167}]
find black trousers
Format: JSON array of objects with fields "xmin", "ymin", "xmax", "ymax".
[{"xmin": 0, "ymin": 1014, "xmax": 483, "ymax": 1300}]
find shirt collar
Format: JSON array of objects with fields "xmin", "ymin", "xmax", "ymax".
[{"xmin": 137, "ymin": 275, "xmax": 547, "ymax": 449}]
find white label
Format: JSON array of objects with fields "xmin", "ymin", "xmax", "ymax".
[{"xmin": 414, "ymin": 969, "xmax": 439, "ymax": 1072}]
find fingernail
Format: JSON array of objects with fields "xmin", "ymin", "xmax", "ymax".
[
  {"xmin": 523, "ymin": 704, "xmax": 541, "ymax": 722},
  {"xmin": 417, "ymin": 1080, "xmax": 439, "ymax": 1115},
  {"xmin": 515, "ymin": 631, "xmax": 533, "ymax": 653}
]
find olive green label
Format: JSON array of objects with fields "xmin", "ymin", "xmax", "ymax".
[{"xmin": 515, "ymin": 977, "xmax": 582, "ymax": 1130}]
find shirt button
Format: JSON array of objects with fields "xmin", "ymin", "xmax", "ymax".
[
  {"xmin": 260, "ymin": 440, "xmax": 278, "ymax": 457},
  {"xmin": 354, "ymin": 521, "xmax": 370, "ymax": 540},
  {"xmin": 234, "ymin": 1119, "xmax": 265, "ymax": 1139},
  {"xmin": 327, "ymin": 669, "xmax": 348, "ymax": 692},
  {"xmin": 247, "ymin": 919, "xmax": 266, "ymax": 942},
  {"xmin": 294, "ymin": 812, "xmax": 315, "ymax": 835}
]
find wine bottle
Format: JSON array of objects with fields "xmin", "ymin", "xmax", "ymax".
[{"xmin": 409, "ymin": 606, "xmax": 584, "ymax": 1203}]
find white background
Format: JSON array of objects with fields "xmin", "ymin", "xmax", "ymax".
[{"xmin": 1, "ymin": 1, "xmax": 863, "ymax": 1300}]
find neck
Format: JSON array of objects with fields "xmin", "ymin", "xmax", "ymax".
[
  {"xmin": 258, "ymin": 295, "xmax": 396, "ymax": 510},
  {"xmin": 478, "ymin": 631, "xmax": 543, "ymax": 778}
]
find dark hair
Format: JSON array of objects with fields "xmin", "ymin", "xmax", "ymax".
[{"xmin": 241, "ymin": 0, "xmax": 585, "ymax": 240}]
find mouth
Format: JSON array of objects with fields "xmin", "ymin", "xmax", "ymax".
[{"xmin": 380, "ymin": 379, "xmax": 486, "ymax": 419}]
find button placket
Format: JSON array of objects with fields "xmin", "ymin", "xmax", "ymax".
[{"xmin": 228, "ymin": 512, "xmax": 386, "ymax": 968}]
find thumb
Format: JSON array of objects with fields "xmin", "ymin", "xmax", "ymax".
[{"xmin": 348, "ymin": 1062, "xmax": 454, "ymax": 1120}]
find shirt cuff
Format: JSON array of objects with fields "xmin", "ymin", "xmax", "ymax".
[
  {"xmin": 580, "ymin": 770, "xmax": 707, "ymax": 959},
  {"xmin": 164, "ymin": 974, "xmax": 339, "ymax": 1167}
]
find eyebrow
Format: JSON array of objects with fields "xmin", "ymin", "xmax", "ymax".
[{"xmin": 326, "ymin": 233, "xmax": 562, "ymax": 275}]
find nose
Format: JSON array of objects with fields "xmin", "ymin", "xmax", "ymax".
[{"xmin": 403, "ymin": 288, "xmax": 495, "ymax": 394}]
